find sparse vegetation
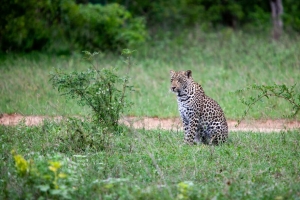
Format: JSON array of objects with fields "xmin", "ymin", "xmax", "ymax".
[{"xmin": 236, "ymin": 83, "xmax": 300, "ymax": 124}]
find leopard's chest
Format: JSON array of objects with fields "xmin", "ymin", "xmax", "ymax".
[{"xmin": 177, "ymin": 95, "xmax": 195, "ymax": 120}]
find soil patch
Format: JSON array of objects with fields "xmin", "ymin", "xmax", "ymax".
[
  {"xmin": 0, "ymin": 113, "xmax": 63, "ymax": 126},
  {"xmin": 1, "ymin": 113, "xmax": 299, "ymax": 132},
  {"xmin": 121, "ymin": 117, "xmax": 300, "ymax": 132}
]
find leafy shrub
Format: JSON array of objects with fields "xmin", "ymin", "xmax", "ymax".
[
  {"xmin": 0, "ymin": 0, "xmax": 147, "ymax": 53},
  {"xmin": 236, "ymin": 84, "xmax": 300, "ymax": 124},
  {"xmin": 10, "ymin": 151, "xmax": 74, "ymax": 199},
  {"xmin": 0, "ymin": 0, "xmax": 52, "ymax": 51},
  {"xmin": 51, "ymin": 50, "xmax": 134, "ymax": 132},
  {"xmin": 59, "ymin": 1, "xmax": 147, "ymax": 52},
  {"xmin": 283, "ymin": 0, "xmax": 300, "ymax": 32}
]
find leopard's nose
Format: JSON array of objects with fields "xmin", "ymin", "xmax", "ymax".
[{"xmin": 171, "ymin": 87, "xmax": 176, "ymax": 91}]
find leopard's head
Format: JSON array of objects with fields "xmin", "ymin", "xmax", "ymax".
[{"xmin": 170, "ymin": 70, "xmax": 192, "ymax": 95}]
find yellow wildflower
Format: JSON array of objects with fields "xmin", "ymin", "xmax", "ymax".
[
  {"xmin": 12, "ymin": 152, "xmax": 29, "ymax": 176},
  {"xmin": 48, "ymin": 161, "xmax": 62, "ymax": 172}
]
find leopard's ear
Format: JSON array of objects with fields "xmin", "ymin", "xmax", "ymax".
[
  {"xmin": 170, "ymin": 70, "xmax": 175, "ymax": 77},
  {"xmin": 185, "ymin": 70, "xmax": 192, "ymax": 78}
]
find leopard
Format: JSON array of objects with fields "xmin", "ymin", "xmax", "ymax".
[{"xmin": 170, "ymin": 70, "xmax": 228, "ymax": 145}]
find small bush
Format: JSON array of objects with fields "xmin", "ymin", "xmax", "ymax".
[
  {"xmin": 236, "ymin": 83, "xmax": 300, "ymax": 124},
  {"xmin": 10, "ymin": 151, "xmax": 74, "ymax": 199},
  {"xmin": 50, "ymin": 50, "xmax": 135, "ymax": 150},
  {"xmin": 51, "ymin": 50, "xmax": 134, "ymax": 131}
]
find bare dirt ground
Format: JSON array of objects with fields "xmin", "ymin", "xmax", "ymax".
[{"xmin": 1, "ymin": 113, "xmax": 300, "ymax": 132}]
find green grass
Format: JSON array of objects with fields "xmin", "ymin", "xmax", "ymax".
[
  {"xmin": 1, "ymin": 121, "xmax": 299, "ymax": 199},
  {"xmin": 0, "ymin": 31, "xmax": 300, "ymax": 120},
  {"xmin": 1, "ymin": 29, "xmax": 299, "ymax": 199}
]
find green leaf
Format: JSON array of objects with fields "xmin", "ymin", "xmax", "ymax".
[{"xmin": 36, "ymin": 184, "xmax": 50, "ymax": 192}]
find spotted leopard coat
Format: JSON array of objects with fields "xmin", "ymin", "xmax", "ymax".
[{"xmin": 170, "ymin": 70, "xmax": 228, "ymax": 145}]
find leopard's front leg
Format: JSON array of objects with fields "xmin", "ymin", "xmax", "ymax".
[
  {"xmin": 179, "ymin": 110, "xmax": 188, "ymax": 141},
  {"xmin": 182, "ymin": 117, "xmax": 191, "ymax": 144},
  {"xmin": 183, "ymin": 113, "xmax": 199, "ymax": 145}
]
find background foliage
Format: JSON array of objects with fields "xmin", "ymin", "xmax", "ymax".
[
  {"xmin": 1, "ymin": 0, "xmax": 300, "ymax": 53},
  {"xmin": 0, "ymin": 0, "xmax": 146, "ymax": 53},
  {"xmin": 114, "ymin": 0, "xmax": 300, "ymax": 31}
]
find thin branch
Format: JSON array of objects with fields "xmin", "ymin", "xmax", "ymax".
[{"xmin": 236, "ymin": 85, "xmax": 300, "ymax": 126}]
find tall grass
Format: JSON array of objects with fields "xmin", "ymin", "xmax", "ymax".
[
  {"xmin": 0, "ymin": 122, "xmax": 299, "ymax": 199},
  {"xmin": 0, "ymin": 30, "xmax": 299, "ymax": 119}
]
